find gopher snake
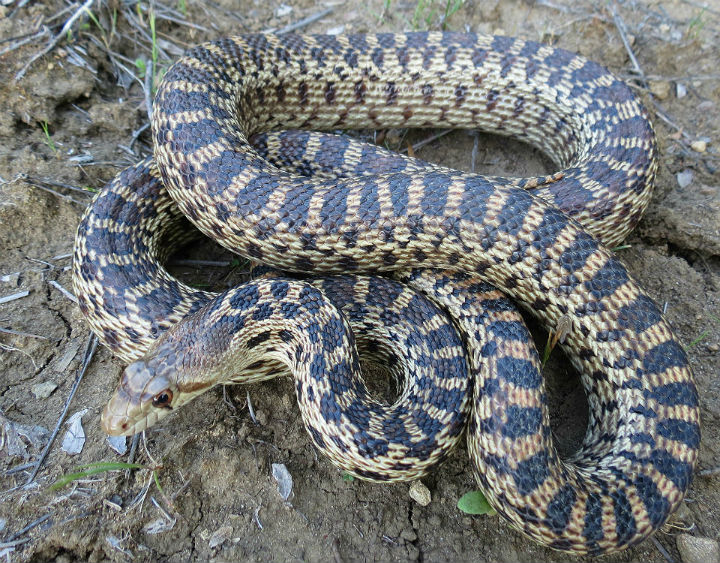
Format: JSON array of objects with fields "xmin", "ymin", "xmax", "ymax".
[{"xmin": 72, "ymin": 32, "xmax": 699, "ymax": 554}]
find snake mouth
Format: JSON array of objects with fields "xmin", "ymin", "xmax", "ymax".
[
  {"xmin": 101, "ymin": 392, "xmax": 149, "ymax": 436},
  {"xmin": 101, "ymin": 361, "xmax": 176, "ymax": 436}
]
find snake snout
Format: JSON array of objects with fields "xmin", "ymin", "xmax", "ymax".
[
  {"xmin": 100, "ymin": 402, "xmax": 134, "ymax": 436},
  {"xmin": 102, "ymin": 361, "xmax": 177, "ymax": 436}
]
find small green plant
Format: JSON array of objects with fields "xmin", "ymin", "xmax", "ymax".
[
  {"xmin": 411, "ymin": 0, "xmax": 434, "ymax": 30},
  {"xmin": 441, "ymin": 0, "xmax": 464, "ymax": 30},
  {"xmin": 381, "ymin": 0, "xmax": 392, "ymax": 21},
  {"xmin": 342, "ymin": 472, "xmax": 355, "ymax": 482},
  {"xmin": 687, "ymin": 8, "xmax": 706, "ymax": 39},
  {"xmin": 40, "ymin": 121, "xmax": 57, "ymax": 154},
  {"xmin": 50, "ymin": 461, "xmax": 146, "ymax": 490},
  {"xmin": 457, "ymin": 490, "xmax": 496, "ymax": 515},
  {"xmin": 411, "ymin": 0, "xmax": 464, "ymax": 30},
  {"xmin": 688, "ymin": 313, "xmax": 719, "ymax": 348},
  {"xmin": 177, "ymin": 0, "xmax": 187, "ymax": 16},
  {"xmin": 135, "ymin": 57, "xmax": 147, "ymax": 78}
]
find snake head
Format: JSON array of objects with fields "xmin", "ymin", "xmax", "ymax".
[{"xmin": 101, "ymin": 360, "xmax": 178, "ymax": 436}]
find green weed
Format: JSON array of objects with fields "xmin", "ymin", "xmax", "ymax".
[
  {"xmin": 40, "ymin": 121, "xmax": 57, "ymax": 154},
  {"xmin": 457, "ymin": 490, "xmax": 496, "ymax": 515},
  {"xmin": 50, "ymin": 461, "xmax": 146, "ymax": 490}
]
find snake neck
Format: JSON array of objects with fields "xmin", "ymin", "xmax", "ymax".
[{"xmin": 102, "ymin": 278, "xmax": 364, "ymax": 435}]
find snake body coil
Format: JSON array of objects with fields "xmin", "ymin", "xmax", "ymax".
[{"xmin": 73, "ymin": 32, "xmax": 700, "ymax": 555}]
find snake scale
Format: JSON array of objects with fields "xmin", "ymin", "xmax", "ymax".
[{"xmin": 72, "ymin": 32, "xmax": 700, "ymax": 554}]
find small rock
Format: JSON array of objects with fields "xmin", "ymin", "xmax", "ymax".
[
  {"xmin": 677, "ymin": 170, "xmax": 694, "ymax": 188},
  {"xmin": 106, "ymin": 435, "xmax": 127, "ymax": 455},
  {"xmin": 400, "ymin": 527, "xmax": 417, "ymax": 542},
  {"xmin": 272, "ymin": 463, "xmax": 293, "ymax": 501},
  {"xmin": 409, "ymin": 481, "xmax": 431, "ymax": 506},
  {"xmin": 650, "ymin": 80, "xmax": 671, "ymax": 100},
  {"xmin": 698, "ymin": 100, "xmax": 715, "ymax": 111},
  {"xmin": 326, "ymin": 25, "xmax": 345, "ymax": 35},
  {"xmin": 274, "ymin": 4, "xmax": 292, "ymax": 17},
  {"xmin": 676, "ymin": 534, "xmax": 720, "ymax": 563},
  {"xmin": 708, "ymin": 342, "xmax": 719, "ymax": 353},
  {"xmin": 676, "ymin": 83, "xmax": 687, "ymax": 98},
  {"xmin": 31, "ymin": 381, "xmax": 57, "ymax": 399},
  {"xmin": 144, "ymin": 517, "xmax": 175, "ymax": 535},
  {"xmin": 208, "ymin": 525, "xmax": 233, "ymax": 549},
  {"xmin": 691, "ymin": 140, "xmax": 707, "ymax": 153},
  {"xmin": 61, "ymin": 409, "xmax": 89, "ymax": 455}
]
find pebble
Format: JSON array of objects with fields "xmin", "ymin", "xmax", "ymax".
[
  {"xmin": 271, "ymin": 463, "xmax": 293, "ymax": 501},
  {"xmin": 676, "ymin": 534, "xmax": 720, "ymax": 563},
  {"xmin": 691, "ymin": 140, "xmax": 708, "ymax": 153},
  {"xmin": 208, "ymin": 525, "xmax": 233, "ymax": 549},
  {"xmin": 650, "ymin": 80, "xmax": 671, "ymax": 100},
  {"xmin": 274, "ymin": 4, "xmax": 292, "ymax": 17},
  {"xmin": 326, "ymin": 25, "xmax": 346, "ymax": 36},
  {"xmin": 31, "ymin": 381, "xmax": 57, "ymax": 399},
  {"xmin": 409, "ymin": 481, "xmax": 431, "ymax": 506},
  {"xmin": 698, "ymin": 100, "xmax": 715, "ymax": 111},
  {"xmin": 676, "ymin": 83, "xmax": 687, "ymax": 98},
  {"xmin": 677, "ymin": 169, "xmax": 694, "ymax": 188}
]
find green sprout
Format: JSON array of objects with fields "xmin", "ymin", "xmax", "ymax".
[
  {"xmin": 40, "ymin": 121, "xmax": 57, "ymax": 154},
  {"xmin": 50, "ymin": 462, "xmax": 146, "ymax": 490},
  {"xmin": 457, "ymin": 490, "xmax": 496, "ymax": 515}
]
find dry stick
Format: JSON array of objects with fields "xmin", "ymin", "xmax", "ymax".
[
  {"xmin": 7, "ymin": 0, "xmax": 32, "ymax": 19},
  {"xmin": 5, "ymin": 513, "xmax": 51, "ymax": 542},
  {"xmin": 265, "ymin": 7, "xmax": 335, "ymax": 34},
  {"xmin": 635, "ymin": 73, "xmax": 720, "ymax": 81},
  {"xmin": 0, "ymin": 291, "xmax": 30, "ymax": 305},
  {"xmin": 144, "ymin": 58, "xmax": 154, "ymax": 124},
  {"xmin": 609, "ymin": 4, "xmax": 696, "ymax": 144},
  {"xmin": 48, "ymin": 280, "xmax": 79, "ymax": 304},
  {"xmin": 25, "ymin": 176, "xmax": 94, "ymax": 195},
  {"xmin": 153, "ymin": 11, "xmax": 211, "ymax": 32},
  {"xmin": 0, "ymin": 27, "xmax": 50, "ymax": 57},
  {"xmin": 203, "ymin": 0, "xmax": 247, "ymax": 23},
  {"xmin": 0, "ymin": 327, "xmax": 48, "ymax": 340},
  {"xmin": 609, "ymin": 2, "xmax": 648, "ymax": 87},
  {"xmin": 650, "ymin": 536, "xmax": 676, "ymax": 563},
  {"xmin": 129, "ymin": 123, "xmax": 151, "ymax": 152},
  {"xmin": 26, "ymin": 181, "xmax": 86, "ymax": 205},
  {"xmin": 4, "ymin": 462, "xmax": 37, "ymax": 475},
  {"xmin": 15, "ymin": 0, "xmax": 96, "ymax": 81},
  {"xmin": 0, "ymin": 538, "xmax": 32, "ymax": 549},
  {"xmin": 25, "ymin": 335, "xmax": 98, "ymax": 485},
  {"xmin": 169, "ymin": 259, "xmax": 231, "ymax": 267},
  {"xmin": 680, "ymin": 0, "xmax": 720, "ymax": 17},
  {"xmin": 44, "ymin": 2, "xmax": 84, "ymax": 26},
  {"xmin": 404, "ymin": 129, "xmax": 453, "ymax": 154}
]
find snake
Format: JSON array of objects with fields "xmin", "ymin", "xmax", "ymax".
[{"xmin": 72, "ymin": 32, "xmax": 700, "ymax": 555}]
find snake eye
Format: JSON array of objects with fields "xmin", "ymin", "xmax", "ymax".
[{"xmin": 151, "ymin": 390, "xmax": 173, "ymax": 409}]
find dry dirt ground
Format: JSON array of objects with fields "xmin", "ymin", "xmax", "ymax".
[{"xmin": 0, "ymin": 0, "xmax": 719, "ymax": 561}]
